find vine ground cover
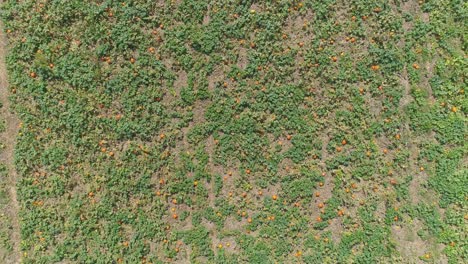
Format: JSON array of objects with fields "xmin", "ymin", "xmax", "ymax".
[{"xmin": 0, "ymin": 0, "xmax": 466, "ymax": 263}]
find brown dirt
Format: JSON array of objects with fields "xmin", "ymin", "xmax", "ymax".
[
  {"xmin": 391, "ymin": 219, "xmax": 428, "ymax": 263},
  {"xmin": 283, "ymin": 9, "xmax": 314, "ymax": 84},
  {"xmin": 249, "ymin": 3, "xmax": 263, "ymax": 13},
  {"xmin": 174, "ymin": 70, "xmax": 188, "ymax": 93},
  {"xmin": 309, "ymin": 132, "xmax": 336, "ymax": 235},
  {"xmin": 283, "ymin": 9, "xmax": 314, "ymax": 46},
  {"xmin": 423, "ymin": 60, "xmax": 436, "ymax": 104},
  {"xmin": 408, "ymin": 141, "xmax": 429, "ymax": 205},
  {"xmin": 399, "ymin": 68, "xmax": 413, "ymax": 109},
  {"xmin": 207, "ymin": 65, "xmax": 224, "ymax": 92},
  {"xmin": 391, "ymin": 218, "xmax": 447, "ymax": 264},
  {"xmin": 213, "ymin": 236, "xmax": 237, "ymax": 253},
  {"xmin": 326, "ymin": 218, "xmax": 343, "ymax": 244},
  {"xmin": 192, "ymin": 100, "xmax": 206, "ymax": 124},
  {"xmin": 365, "ymin": 91, "xmax": 382, "ymax": 117},
  {"xmin": 0, "ymin": 21, "xmax": 21, "ymax": 264},
  {"xmin": 401, "ymin": 0, "xmax": 416, "ymax": 33},
  {"xmin": 421, "ymin": 13, "xmax": 430, "ymax": 23},
  {"xmin": 374, "ymin": 201, "xmax": 386, "ymax": 222},
  {"xmin": 203, "ymin": 5, "xmax": 211, "ymax": 25},
  {"xmin": 402, "ymin": 0, "xmax": 420, "ymax": 15},
  {"xmin": 236, "ymin": 46, "xmax": 248, "ymax": 70}
]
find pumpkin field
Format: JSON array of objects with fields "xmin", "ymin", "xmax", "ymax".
[{"xmin": 0, "ymin": 0, "xmax": 466, "ymax": 263}]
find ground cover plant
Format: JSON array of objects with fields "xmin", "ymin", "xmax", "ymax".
[{"xmin": 0, "ymin": 0, "xmax": 466, "ymax": 263}]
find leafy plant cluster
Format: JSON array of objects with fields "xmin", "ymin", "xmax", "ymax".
[{"xmin": 0, "ymin": 0, "xmax": 466, "ymax": 263}]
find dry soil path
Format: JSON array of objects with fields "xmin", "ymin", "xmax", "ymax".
[{"xmin": 0, "ymin": 20, "xmax": 21, "ymax": 264}]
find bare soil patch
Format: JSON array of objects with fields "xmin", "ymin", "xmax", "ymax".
[{"xmin": 0, "ymin": 21, "xmax": 21, "ymax": 264}]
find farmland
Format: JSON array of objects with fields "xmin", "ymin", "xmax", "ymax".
[{"xmin": 0, "ymin": 0, "xmax": 466, "ymax": 263}]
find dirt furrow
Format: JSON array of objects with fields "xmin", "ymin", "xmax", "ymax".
[{"xmin": 0, "ymin": 21, "xmax": 21, "ymax": 264}]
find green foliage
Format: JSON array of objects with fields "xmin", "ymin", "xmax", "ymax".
[{"xmin": 1, "ymin": 0, "xmax": 466, "ymax": 263}]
